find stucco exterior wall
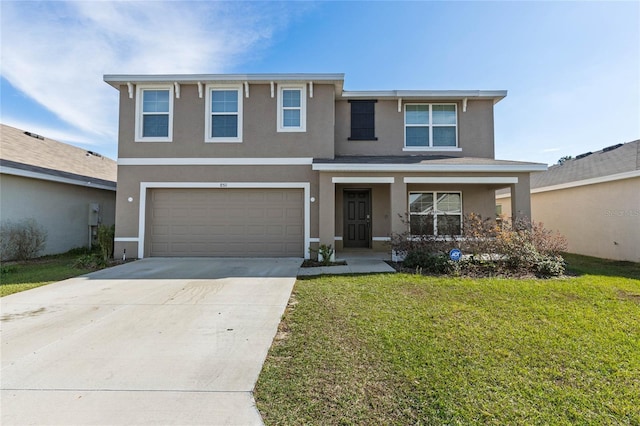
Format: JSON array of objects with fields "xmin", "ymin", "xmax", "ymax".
[
  {"xmin": 334, "ymin": 99, "xmax": 495, "ymax": 158},
  {"xmin": 0, "ymin": 174, "xmax": 116, "ymax": 256},
  {"xmin": 117, "ymin": 83, "xmax": 335, "ymax": 159},
  {"xmin": 496, "ymin": 178, "xmax": 640, "ymax": 262}
]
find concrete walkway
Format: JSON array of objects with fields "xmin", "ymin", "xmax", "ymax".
[
  {"xmin": 1, "ymin": 258, "xmax": 300, "ymax": 426},
  {"xmin": 297, "ymin": 250, "xmax": 396, "ymax": 276}
]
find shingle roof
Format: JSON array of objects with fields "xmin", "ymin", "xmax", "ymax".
[
  {"xmin": 0, "ymin": 124, "xmax": 117, "ymax": 183},
  {"xmin": 531, "ymin": 140, "xmax": 640, "ymax": 188}
]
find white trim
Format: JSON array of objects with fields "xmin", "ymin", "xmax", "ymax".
[
  {"xmin": 334, "ymin": 236, "xmax": 343, "ymax": 241},
  {"xmin": 397, "ymin": 98, "xmax": 402, "ymax": 113},
  {"xmin": 127, "ymin": 82, "xmax": 134, "ymax": 99},
  {"xmin": 114, "ymin": 237, "xmax": 139, "ymax": 242},
  {"xmin": 312, "ymin": 163, "xmax": 548, "ymax": 172},
  {"xmin": 309, "ymin": 81, "xmax": 313, "ymax": 98},
  {"xmin": 174, "ymin": 82, "xmax": 180, "ymax": 99},
  {"xmin": 118, "ymin": 157, "xmax": 313, "ymax": 166},
  {"xmin": 462, "ymin": 98, "xmax": 468, "ymax": 112},
  {"xmin": 309, "ymin": 237, "xmax": 320, "ymax": 243},
  {"xmin": 270, "ymin": 81, "xmax": 275, "ymax": 98},
  {"xmin": 372, "ymin": 236, "xmax": 391, "ymax": 241},
  {"xmin": 332, "ymin": 177, "xmax": 395, "ymax": 184},
  {"xmin": 404, "ymin": 103, "xmax": 458, "ymax": 149},
  {"xmin": 204, "ymin": 84, "xmax": 243, "ymax": 143},
  {"xmin": 403, "ymin": 147, "xmax": 462, "ymax": 152},
  {"xmin": 277, "ymin": 84, "xmax": 307, "ymax": 132},
  {"xmin": 197, "ymin": 82, "xmax": 203, "ymax": 98},
  {"xmin": 404, "ymin": 176, "xmax": 518, "ymax": 184},
  {"xmin": 137, "ymin": 182, "xmax": 310, "ymax": 259},
  {"xmin": 135, "ymin": 85, "xmax": 174, "ymax": 142},
  {"xmin": 341, "ymin": 90, "xmax": 507, "ymax": 102},
  {"xmin": 1, "ymin": 166, "xmax": 116, "ymax": 191},
  {"xmin": 532, "ymin": 170, "xmax": 640, "ymax": 194},
  {"xmin": 244, "ymin": 81, "xmax": 249, "ymax": 98}
]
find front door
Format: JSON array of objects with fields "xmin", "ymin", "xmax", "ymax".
[{"xmin": 343, "ymin": 189, "xmax": 371, "ymax": 248}]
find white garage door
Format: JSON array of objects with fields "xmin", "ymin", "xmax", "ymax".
[{"xmin": 149, "ymin": 188, "xmax": 304, "ymax": 257}]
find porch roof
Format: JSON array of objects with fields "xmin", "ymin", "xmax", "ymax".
[{"xmin": 312, "ymin": 156, "xmax": 547, "ymax": 173}]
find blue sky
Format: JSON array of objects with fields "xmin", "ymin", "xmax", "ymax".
[{"xmin": 1, "ymin": 1, "xmax": 638, "ymax": 165}]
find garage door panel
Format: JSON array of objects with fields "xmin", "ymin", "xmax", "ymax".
[{"xmin": 149, "ymin": 188, "xmax": 304, "ymax": 257}]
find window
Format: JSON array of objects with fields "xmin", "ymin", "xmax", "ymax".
[
  {"xmin": 404, "ymin": 104, "xmax": 457, "ymax": 149},
  {"xmin": 205, "ymin": 85, "xmax": 242, "ymax": 143},
  {"xmin": 277, "ymin": 85, "xmax": 306, "ymax": 132},
  {"xmin": 135, "ymin": 86, "xmax": 173, "ymax": 142},
  {"xmin": 349, "ymin": 100, "xmax": 377, "ymax": 140},
  {"xmin": 409, "ymin": 192, "xmax": 462, "ymax": 235}
]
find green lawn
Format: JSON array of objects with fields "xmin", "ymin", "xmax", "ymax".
[
  {"xmin": 0, "ymin": 254, "xmax": 93, "ymax": 297},
  {"xmin": 255, "ymin": 255, "xmax": 640, "ymax": 425}
]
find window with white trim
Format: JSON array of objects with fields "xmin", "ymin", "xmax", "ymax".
[
  {"xmin": 409, "ymin": 191, "xmax": 462, "ymax": 235},
  {"xmin": 277, "ymin": 85, "xmax": 306, "ymax": 132},
  {"xmin": 135, "ymin": 86, "xmax": 173, "ymax": 142},
  {"xmin": 205, "ymin": 85, "xmax": 242, "ymax": 143},
  {"xmin": 404, "ymin": 104, "xmax": 457, "ymax": 148}
]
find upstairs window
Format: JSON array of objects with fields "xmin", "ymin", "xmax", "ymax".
[
  {"xmin": 277, "ymin": 85, "xmax": 306, "ymax": 132},
  {"xmin": 404, "ymin": 104, "xmax": 457, "ymax": 149},
  {"xmin": 135, "ymin": 86, "xmax": 173, "ymax": 142},
  {"xmin": 205, "ymin": 85, "xmax": 242, "ymax": 143},
  {"xmin": 409, "ymin": 191, "xmax": 462, "ymax": 236},
  {"xmin": 348, "ymin": 100, "xmax": 377, "ymax": 141}
]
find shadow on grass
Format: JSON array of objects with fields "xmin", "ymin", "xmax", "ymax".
[{"xmin": 564, "ymin": 253, "xmax": 640, "ymax": 280}]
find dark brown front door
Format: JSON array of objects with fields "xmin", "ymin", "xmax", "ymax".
[{"xmin": 343, "ymin": 189, "xmax": 371, "ymax": 248}]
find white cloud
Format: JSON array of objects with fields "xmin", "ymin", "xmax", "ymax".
[{"xmin": 0, "ymin": 1, "xmax": 295, "ymax": 143}]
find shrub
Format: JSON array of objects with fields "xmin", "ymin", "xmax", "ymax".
[
  {"xmin": 96, "ymin": 224, "xmax": 115, "ymax": 262},
  {"xmin": 309, "ymin": 244, "xmax": 335, "ymax": 266},
  {"xmin": 0, "ymin": 218, "xmax": 48, "ymax": 261},
  {"xmin": 389, "ymin": 213, "xmax": 567, "ymax": 278},
  {"xmin": 73, "ymin": 253, "xmax": 106, "ymax": 270}
]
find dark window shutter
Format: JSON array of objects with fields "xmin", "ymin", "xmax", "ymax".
[{"xmin": 349, "ymin": 100, "xmax": 377, "ymax": 140}]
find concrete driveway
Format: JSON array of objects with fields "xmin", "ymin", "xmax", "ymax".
[{"xmin": 1, "ymin": 258, "xmax": 300, "ymax": 425}]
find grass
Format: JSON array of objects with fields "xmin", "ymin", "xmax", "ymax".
[
  {"xmin": 255, "ymin": 254, "xmax": 640, "ymax": 425},
  {"xmin": 0, "ymin": 253, "xmax": 94, "ymax": 297}
]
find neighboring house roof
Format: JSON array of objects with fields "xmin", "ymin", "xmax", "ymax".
[
  {"xmin": 0, "ymin": 124, "xmax": 117, "ymax": 190},
  {"xmin": 497, "ymin": 140, "xmax": 640, "ymax": 196},
  {"xmin": 313, "ymin": 155, "xmax": 547, "ymax": 172},
  {"xmin": 531, "ymin": 140, "xmax": 640, "ymax": 189}
]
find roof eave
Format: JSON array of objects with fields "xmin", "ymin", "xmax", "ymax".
[
  {"xmin": 312, "ymin": 163, "xmax": 548, "ymax": 173},
  {"xmin": 340, "ymin": 90, "xmax": 508, "ymax": 103},
  {"xmin": 104, "ymin": 73, "xmax": 346, "ymax": 90}
]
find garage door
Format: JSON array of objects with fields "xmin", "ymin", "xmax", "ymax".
[{"xmin": 149, "ymin": 188, "xmax": 304, "ymax": 257}]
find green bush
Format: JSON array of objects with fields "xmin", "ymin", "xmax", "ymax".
[
  {"xmin": 403, "ymin": 251, "xmax": 451, "ymax": 274},
  {"xmin": 96, "ymin": 224, "xmax": 115, "ymax": 262},
  {"xmin": 73, "ymin": 253, "xmax": 106, "ymax": 270},
  {"xmin": 0, "ymin": 218, "xmax": 47, "ymax": 261}
]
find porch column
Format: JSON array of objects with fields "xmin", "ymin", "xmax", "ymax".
[
  {"xmin": 318, "ymin": 172, "xmax": 335, "ymax": 260},
  {"xmin": 510, "ymin": 173, "xmax": 532, "ymax": 221},
  {"xmin": 390, "ymin": 178, "xmax": 408, "ymax": 236}
]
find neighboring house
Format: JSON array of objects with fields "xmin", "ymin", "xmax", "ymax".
[
  {"xmin": 0, "ymin": 124, "xmax": 117, "ymax": 256},
  {"xmin": 497, "ymin": 140, "xmax": 640, "ymax": 262},
  {"xmin": 103, "ymin": 73, "xmax": 546, "ymax": 259}
]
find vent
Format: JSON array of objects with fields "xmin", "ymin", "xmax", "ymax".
[
  {"xmin": 24, "ymin": 131, "xmax": 44, "ymax": 140},
  {"xmin": 602, "ymin": 143, "xmax": 623, "ymax": 153},
  {"xmin": 86, "ymin": 150, "xmax": 103, "ymax": 158},
  {"xmin": 575, "ymin": 152, "xmax": 592, "ymax": 160}
]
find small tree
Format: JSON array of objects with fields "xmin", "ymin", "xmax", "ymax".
[{"xmin": 0, "ymin": 218, "xmax": 48, "ymax": 261}]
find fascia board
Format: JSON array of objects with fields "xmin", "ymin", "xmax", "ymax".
[
  {"xmin": 1, "ymin": 166, "xmax": 116, "ymax": 191},
  {"xmin": 312, "ymin": 163, "xmax": 548, "ymax": 173},
  {"xmin": 104, "ymin": 73, "xmax": 345, "ymax": 88},
  {"xmin": 340, "ymin": 90, "xmax": 507, "ymax": 101}
]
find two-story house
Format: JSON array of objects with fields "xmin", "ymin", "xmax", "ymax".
[{"xmin": 104, "ymin": 73, "xmax": 546, "ymax": 260}]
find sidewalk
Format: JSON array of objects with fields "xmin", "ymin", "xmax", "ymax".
[{"xmin": 297, "ymin": 250, "xmax": 396, "ymax": 276}]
